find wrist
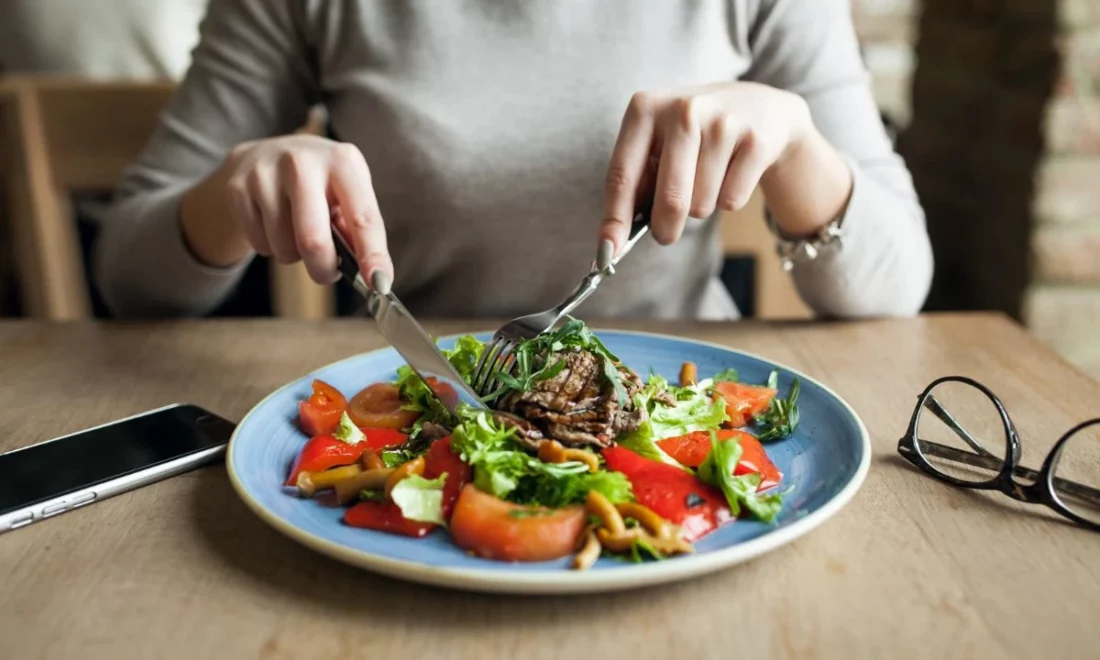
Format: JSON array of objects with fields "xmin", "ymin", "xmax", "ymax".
[
  {"xmin": 761, "ymin": 123, "xmax": 853, "ymax": 239},
  {"xmin": 180, "ymin": 161, "xmax": 253, "ymax": 268}
]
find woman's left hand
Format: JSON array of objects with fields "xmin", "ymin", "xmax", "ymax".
[{"xmin": 599, "ymin": 82, "xmax": 815, "ymax": 252}]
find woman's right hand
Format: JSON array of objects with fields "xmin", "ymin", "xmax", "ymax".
[{"xmin": 180, "ymin": 135, "xmax": 392, "ymax": 291}]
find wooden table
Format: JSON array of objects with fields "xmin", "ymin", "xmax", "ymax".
[{"xmin": 1, "ymin": 314, "xmax": 1097, "ymax": 659}]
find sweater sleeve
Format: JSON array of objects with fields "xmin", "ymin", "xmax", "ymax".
[
  {"xmin": 92, "ymin": 0, "xmax": 319, "ymax": 318},
  {"xmin": 743, "ymin": 0, "xmax": 933, "ymax": 317}
]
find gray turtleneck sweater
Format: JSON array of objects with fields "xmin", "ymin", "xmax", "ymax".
[{"xmin": 94, "ymin": 0, "xmax": 932, "ymax": 320}]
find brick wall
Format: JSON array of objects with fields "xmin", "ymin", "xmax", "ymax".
[
  {"xmin": 1024, "ymin": 2, "xmax": 1100, "ymax": 379},
  {"xmin": 852, "ymin": 0, "xmax": 919, "ymax": 128},
  {"xmin": 851, "ymin": 1, "xmax": 1100, "ymax": 380}
]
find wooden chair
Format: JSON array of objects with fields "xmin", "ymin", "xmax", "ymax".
[
  {"xmin": 0, "ymin": 75, "xmax": 333, "ymax": 320},
  {"xmin": 719, "ymin": 194, "xmax": 812, "ymax": 320}
]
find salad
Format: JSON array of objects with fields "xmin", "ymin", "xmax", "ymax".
[{"xmin": 283, "ymin": 320, "xmax": 800, "ymax": 569}]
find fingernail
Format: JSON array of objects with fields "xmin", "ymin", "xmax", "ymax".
[
  {"xmin": 370, "ymin": 269, "xmax": 391, "ymax": 295},
  {"xmin": 597, "ymin": 239, "xmax": 615, "ymax": 271}
]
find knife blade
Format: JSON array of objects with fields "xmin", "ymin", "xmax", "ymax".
[{"xmin": 330, "ymin": 228, "xmax": 485, "ymax": 413}]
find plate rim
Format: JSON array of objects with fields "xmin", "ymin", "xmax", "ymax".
[{"xmin": 225, "ymin": 327, "xmax": 872, "ymax": 594}]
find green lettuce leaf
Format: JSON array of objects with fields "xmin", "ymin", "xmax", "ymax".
[
  {"xmin": 389, "ymin": 473, "xmax": 447, "ymax": 525},
  {"xmin": 332, "ymin": 411, "xmax": 365, "ymax": 445},
  {"xmin": 444, "ymin": 335, "xmax": 485, "ymax": 383},
  {"xmin": 393, "ymin": 334, "xmax": 487, "ymax": 432},
  {"xmin": 394, "ymin": 365, "xmax": 451, "ymax": 425},
  {"xmin": 450, "ymin": 407, "xmax": 633, "ymax": 507},
  {"xmin": 380, "ymin": 448, "xmax": 417, "ymax": 468},
  {"xmin": 697, "ymin": 432, "xmax": 783, "ymax": 523},
  {"xmin": 511, "ymin": 469, "xmax": 634, "ymax": 509},
  {"xmin": 712, "ymin": 367, "xmax": 739, "ymax": 383},
  {"xmin": 618, "ymin": 374, "xmax": 729, "ymax": 468},
  {"xmin": 648, "ymin": 379, "xmax": 728, "ymax": 439}
]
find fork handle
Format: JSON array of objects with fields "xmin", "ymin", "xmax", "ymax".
[
  {"xmin": 603, "ymin": 194, "xmax": 653, "ymax": 275},
  {"xmin": 553, "ymin": 198, "xmax": 653, "ymax": 319}
]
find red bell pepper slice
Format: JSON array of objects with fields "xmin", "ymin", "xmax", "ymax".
[
  {"xmin": 298, "ymin": 379, "xmax": 347, "ymax": 437},
  {"xmin": 421, "ymin": 436, "xmax": 472, "ymax": 521},
  {"xmin": 284, "ymin": 434, "xmax": 365, "ymax": 486},
  {"xmin": 284, "ymin": 428, "xmax": 411, "ymax": 487},
  {"xmin": 713, "ymin": 381, "xmax": 776, "ymax": 428},
  {"xmin": 602, "ymin": 445, "xmax": 732, "ymax": 542},
  {"xmin": 361, "ymin": 427, "xmax": 409, "ymax": 451},
  {"xmin": 344, "ymin": 501, "xmax": 436, "ymax": 538},
  {"xmin": 657, "ymin": 430, "xmax": 782, "ymax": 491}
]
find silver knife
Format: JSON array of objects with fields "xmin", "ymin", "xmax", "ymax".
[{"xmin": 330, "ymin": 228, "xmax": 485, "ymax": 413}]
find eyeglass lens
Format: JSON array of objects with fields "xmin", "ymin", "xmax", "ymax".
[
  {"xmin": 914, "ymin": 380, "xmax": 1008, "ymax": 485},
  {"xmin": 1050, "ymin": 421, "xmax": 1100, "ymax": 525}
]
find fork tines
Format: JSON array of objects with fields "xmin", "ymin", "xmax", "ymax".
[{"xmin": 472, "ymin": 338, "xmax": 517, "ymax": 398}]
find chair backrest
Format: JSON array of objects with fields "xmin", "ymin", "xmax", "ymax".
[
  {"xmin": 0, "ymin": 76, "xmax": 175, "ymax": 319},
  {"xmin": 0, "ymin": 75, "xmax": 333, "ymax": 320}
]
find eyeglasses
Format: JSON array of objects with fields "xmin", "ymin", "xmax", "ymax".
[{"xmin": 897, "ymin": 376, "xmax": 1100, "ymax": 532}]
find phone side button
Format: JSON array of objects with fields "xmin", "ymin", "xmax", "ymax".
[
  {"xmin": 10, "ymin": 512, "xmax": 34, "ymax": 529},
  {"xmin": 70, "ymin": 493, "xmax": 97, "ymax": 508},
  {"xmin": 42, "ymin": 502, "xmax": 68, "ymax": 517}
]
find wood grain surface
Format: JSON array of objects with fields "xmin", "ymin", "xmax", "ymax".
[{"xmin": 0, "ymin": 314, "xmax": 1097, "ymax": 660}]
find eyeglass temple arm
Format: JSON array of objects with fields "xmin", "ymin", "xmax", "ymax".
[
  {"xmin": 914, "ymin": 440, "xmax": 1100, "ymax": 506},
  {"xmin": 924, "ymin": 395, "xmax": 1000, "ymax": 459}
]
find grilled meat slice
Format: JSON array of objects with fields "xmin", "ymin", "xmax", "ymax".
[
  {"xmin": 495, "ymin": 349, "xmax": 646, "ymax": 450},
  {"xmin": 491, "ymin": 411, "xmax": 546, "ymax": 450}
]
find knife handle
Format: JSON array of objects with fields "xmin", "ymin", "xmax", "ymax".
[{"xmin": 331, "ymin": 228, "xmax": 371, "ymax": 297}]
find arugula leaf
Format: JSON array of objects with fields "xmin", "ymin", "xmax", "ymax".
[
  {"xmin": 633, "ymin": 537, "xmax": 666, "ymax": 563},
  {"xmin": 697, "ymin": 432, "xmax": 783, "ymax": 523},
  {"xmin": 390, "ymin": 473, "xmax": 447, "ymax": 525},
  {"xmin": 755, "ymin": 375, "xmax": 801, "ymax": 442},
  {"xmin": 713, "ymin": 368, "xmax": 739, "ymax": 383},
  {"xmin": 332, "ymin": 411, "xmax": 365, "ymax": 445},
  {"xmin": 601, "ymin": 357, "xmax": 628, "ymax": 408},
  {"xmin": 480, "ymin": 317, "xmax": 627, "ymax": 405}
]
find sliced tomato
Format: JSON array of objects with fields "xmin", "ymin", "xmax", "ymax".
[
  {"xmin": 656, "ymin": 431, "xmax": 714, "ymax": 468},
  {"xmin": 344, "ymin": 501, "xmax": 436, "ymax": 538},
  {"xmin": 425, "ymin": 377, "xmax": 460, "ymax": 409},
  {"xmin": 283, "ymin": 434, "xmax": 364, "ymax": 486},
  {"xmin": 602, "ymin": 445, "xmax": 731, "ymax": 541},
  {"xmin": 421, "ymin": 437, "xmax": 472, "ymax": 521},
  {"xmin": 362, "ymin": 427, "xmax": 409, "ymax": 452},
  {"xmin": 713, "ymin": 381, "xmax": 776, "ymax": 428},
  {"xmin": 656, "ymin": 429, "xmax": 782, "ymax": 491},
  {"xmin": 733, "ymin": 432, "xmax": 783, "ymax": 491},
  {"xmin": 347, "ymin": 383, "xmax": 420, "ymax": 430},
  {"xmin": 298, "ymin": 379, "xmax": 347, "ymax": 437},
  {"xmin": 449, "ymin": 485, "xmax": 586, "ymax": 562}
]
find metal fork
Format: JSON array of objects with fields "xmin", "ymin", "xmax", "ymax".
[{"xmin": 470, "ymin": 202, "xmax": 653, "ymax": 398}]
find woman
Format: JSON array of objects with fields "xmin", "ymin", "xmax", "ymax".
[{"xmin": 95, "ymin": 0, "xmax": 932, "ymax": 320}]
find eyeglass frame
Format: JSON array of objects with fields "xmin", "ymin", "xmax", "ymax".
[{"xmin": 896, "ymin": 375, "xmax": 1100, "ymax": 532}]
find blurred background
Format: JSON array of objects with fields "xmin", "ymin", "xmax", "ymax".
[{"xmin": 0, "ymin": 0, "xmax": 1097, "ymax": 379}]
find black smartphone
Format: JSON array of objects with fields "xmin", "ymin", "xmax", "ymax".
[{"xmin": 0, "ymin": 403, "xmax": 236, "ymax": 533}]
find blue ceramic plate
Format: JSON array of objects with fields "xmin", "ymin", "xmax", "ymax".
[{"xmin": 227, "ymin": 330, "xmax": 870, "ymax": 594}]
